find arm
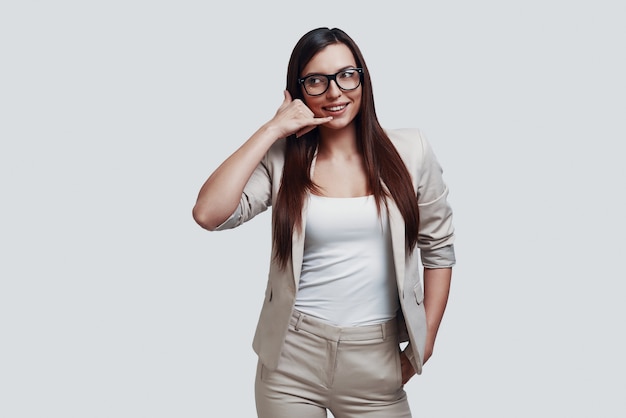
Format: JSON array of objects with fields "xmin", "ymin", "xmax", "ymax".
[
  {"xmin": 399, "ymin": 131, "xmax": 455, "ymax": 383},
  {"xmin": 422, "ymin": 267, "xmax": 452, "ymax": 363},
  {"xmin": 192, "ymin": 90, "xmax": 332, "ymax": 230},
  {"xmin": 400, "ymin": 266, "xmax": 452, "ymax": 383}
]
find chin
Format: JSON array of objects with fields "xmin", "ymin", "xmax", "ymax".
[
  {"xmin": 320, "ymin": 122, "xmax": 346, "ymax": 132},
  {"xmin": 326, "ymin": 116, "xmax": 356, "ymax": 130}
]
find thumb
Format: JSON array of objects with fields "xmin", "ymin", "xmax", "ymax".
[
  {"xmin": 276, "ymin": 89, "xmax": 292, "ymax": 112},
  {"xmin": 282, "ymin": 89, "xmax": 292, "ymax": 105}
]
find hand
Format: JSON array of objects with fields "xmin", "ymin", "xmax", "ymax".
[
  {"xmin": 268, "ymin": 90, "xmax": 333, "ymax": 138},
  {"xmin": 400, "ymin": 350, "xmax": 416, "ymax": 385}
]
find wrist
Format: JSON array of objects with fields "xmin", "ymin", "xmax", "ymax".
[
  {"xmin": 260, "ymin": 121, "xmax": 287, "ymax": 141},
  {"xmin": 402, "ymin": 348, "xmax": 415, "ymax": 362}
]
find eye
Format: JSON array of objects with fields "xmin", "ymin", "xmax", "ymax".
[
  {"xmin": 304, "ymin": 75, "xmax": 324, "ymax": 86},
  {"xmin": 338, "ymin": 69, "xmax": 357, "ymax": 80}
]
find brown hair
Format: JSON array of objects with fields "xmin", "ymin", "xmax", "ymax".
[{"xmin": 273, "ymin": 27, "xmax": 419, "ymax": 268}]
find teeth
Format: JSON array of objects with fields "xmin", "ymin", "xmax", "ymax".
[{"xmin": 326, "ymin": 104, "xmax": 346, "ymax": 111}]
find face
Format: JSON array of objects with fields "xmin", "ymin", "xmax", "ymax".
[{"xmin": 300, "ymin": 43, "xmax": 362, "ymax": 131}]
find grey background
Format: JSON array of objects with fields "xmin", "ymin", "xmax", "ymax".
[{"xmin": 1, "ymin": 0, "xmax": 625, "ymax": 417}]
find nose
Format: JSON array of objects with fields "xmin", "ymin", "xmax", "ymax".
[{"xmin": 326, "ymin": 79, "xmax": 342, "ymax": 97}]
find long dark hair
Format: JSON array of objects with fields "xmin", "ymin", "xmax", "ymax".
[{"xmin": 273, "ymin": 27, "xmax": 419, "ymax": 269}]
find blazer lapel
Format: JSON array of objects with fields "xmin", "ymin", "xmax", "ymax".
[
  {"xmin": 291, "ymin": 197, "xmax": 307, "ymax": 289},
  {"xmin": 385, "ymin": 188, "xmax": 406, "ymax": 296},
  {"xmin": 291, "ymin": 148, "xmax": 318, "ymax": 289}
]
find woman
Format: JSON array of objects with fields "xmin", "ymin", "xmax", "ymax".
[{"xmin": 193, "ymin": 27, "xmax": 456, "ymax": 418}]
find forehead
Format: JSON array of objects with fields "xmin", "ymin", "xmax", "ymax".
[{"xmin": 301, "ymin": 43, "xmax": 357, "ymax": 75}]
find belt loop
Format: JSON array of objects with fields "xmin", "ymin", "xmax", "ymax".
[
  {"xmin": 295, "ymin": 311, "xmax": 305, "ymax": 331},
  {"xmin": 381, "ymin": 323, "xmax": 386, "ymax": 341}
]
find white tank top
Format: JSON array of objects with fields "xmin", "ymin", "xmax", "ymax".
[{"xmin": 294, "ymin": 194, "xmax": 399, "ymax": 326}]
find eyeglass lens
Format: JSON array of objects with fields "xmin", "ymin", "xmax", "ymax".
[{"xmin": 302, "ymin": 69, "xmax": 361, "ymax": 96}]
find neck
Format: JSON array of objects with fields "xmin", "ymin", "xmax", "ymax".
[{"xmin": 317, "ymin": 123, "xmax": 359, "ymax": 158}]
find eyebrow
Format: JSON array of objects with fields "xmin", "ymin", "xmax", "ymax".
[{"xmin": 301, "ymin": 65, "xmax": 358, "ymax": 78}]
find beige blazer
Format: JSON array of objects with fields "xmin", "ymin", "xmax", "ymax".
[{"xmin": 216, "ymin": 128, "xmax": 455, "ymax": 374}]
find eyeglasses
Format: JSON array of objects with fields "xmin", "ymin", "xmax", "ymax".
[{"xmin": 298, "ymin": 68, "xmax": 363, "ymax": 96}]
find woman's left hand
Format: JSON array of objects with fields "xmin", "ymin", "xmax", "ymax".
[{"xmin": 400, "ymin": 351, "xmax": 416, "ymax": 385}]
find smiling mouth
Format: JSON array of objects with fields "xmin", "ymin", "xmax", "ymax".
[{"xmin": 324, "ymin": 104, "xmax": 347, "ymax": 112}]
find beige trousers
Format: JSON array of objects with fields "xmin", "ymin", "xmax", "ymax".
[{"xmin": 255, "ymin": 310, "xmax": 412, "ymax": 418}]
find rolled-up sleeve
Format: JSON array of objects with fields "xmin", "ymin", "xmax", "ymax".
[
  {"xmin": 215, "ymin": 152, "xmax": 274, "ymax": 231},
  {"xmin": 415, "ymin": 131, "xmax": 456, "ymax": 268}
]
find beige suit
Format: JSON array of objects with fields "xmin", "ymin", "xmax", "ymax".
[{"xmin": 216, "ymin": 128, "xmax": 455, "ymax": 375}]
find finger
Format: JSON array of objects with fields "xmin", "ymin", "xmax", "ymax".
[
  {"xmin": 277, "ymin": 90, "xmax": 292, "ymax": 111},
  {"xmin": 295, "ymin": 125, "xmax": 315, "ymax": 138},
  {"xmin": 312, "ymin": 116, "xmax": 333, "ymax": 125},
  {"xmin": 295, "ymin": 117, "xmax": 333, "ymax": 138},
  {"xmin": 283, "ymin": 89, "xmax": 293, "ymax": 106}
]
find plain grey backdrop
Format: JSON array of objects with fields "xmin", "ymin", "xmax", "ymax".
[{"xmin": 1, "ymin": 1, "xmax": 625, "ymax": 417}]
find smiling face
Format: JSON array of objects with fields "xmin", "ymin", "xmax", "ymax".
[{"xmin": 300, "ymin": 43, "xmax": 362, "ymax": 132}]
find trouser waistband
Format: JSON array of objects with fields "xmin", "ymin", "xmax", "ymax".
[{"xmin": 290, "ymin": 310, "xmax": 398, "ymax": 342}]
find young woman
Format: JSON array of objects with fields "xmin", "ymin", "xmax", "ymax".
[{"xmin": 193, "ymin": 27, "xmax": 456, "ymax": 418}]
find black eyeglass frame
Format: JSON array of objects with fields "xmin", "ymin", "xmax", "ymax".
[{"xmin": 297, "ymin": 68, "xmax": 364, "ymax": 96}]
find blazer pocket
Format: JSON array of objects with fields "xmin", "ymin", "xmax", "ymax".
[{"xmin": 413, "ymin": 283, "xmax": 424, "ymax": 305}]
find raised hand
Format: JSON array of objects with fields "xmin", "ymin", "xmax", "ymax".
[{"xmin": 268, "ymin": 90, "xmax": 333, "ymax": 139}]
